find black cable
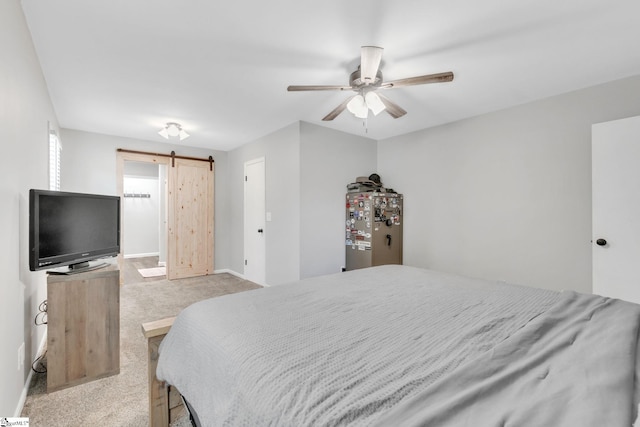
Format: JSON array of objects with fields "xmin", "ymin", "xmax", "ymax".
[
  {"xmin": 34, "ymin": 300, "xmax": 47, "ymax": 325},
  {"xmin": 32, "ymin": 299, "xmax": 48, "ymax": 373},
  {"xmin": 32, "ymin": 349, "xmax": 47, "ymax": 374}
]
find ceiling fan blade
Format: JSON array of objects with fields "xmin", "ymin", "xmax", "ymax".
[
  {"xmin": 322, "ymin": 95, "xmax": 357, "ymax": 121},
  {"xmin": 376, "ymin": 93, "xmax": 407, "ymax": 119},
  {"xmin": 382, "ymin": 71, "xmax": 454, "ymax": 89},
  {"xmin": 287, "ymin": 85, "xmax": 352, "ymax": 92},
  {"xmin": 360, "ymin": 46, "xmax": 383, "ymax": 85}
]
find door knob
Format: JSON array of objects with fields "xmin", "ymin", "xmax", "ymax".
[
  {"xmin": 596, "ymin": 238, "xmax": 607, "ymax": 246},
  {"xmin": 257, "ymin": 228, "xmax": 264, "ymax": 234}
]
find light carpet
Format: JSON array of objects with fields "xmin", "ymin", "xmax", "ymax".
[{"xmin": 21, "ymin": 272, "xmax": 261, "ymax": 426}]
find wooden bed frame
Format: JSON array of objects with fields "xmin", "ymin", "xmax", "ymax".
[{"xmin": 142, "ymin": 317, "xmax": 186, "ymax": 427}]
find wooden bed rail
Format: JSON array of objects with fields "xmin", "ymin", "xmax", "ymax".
[{"xmin": 142, "ymin": 317, "xmax": 186, "ymax": 426}]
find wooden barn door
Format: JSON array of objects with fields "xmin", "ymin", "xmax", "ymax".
[{"xmin": 167, "ymin": 157, "xmax": 214, "ymax": 280}]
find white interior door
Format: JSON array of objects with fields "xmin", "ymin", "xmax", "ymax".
[
  {"xmin": 244, "ymin": 158, "xmax": 266, "ymax": 285},
  {"xmin": 592, "ymin": 115, "xmax": 640, "ymax": 304}
]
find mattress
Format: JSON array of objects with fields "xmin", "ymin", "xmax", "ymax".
[{"xmin": 156, "ymin": 265, "xmax": 640, "ymax": 426}]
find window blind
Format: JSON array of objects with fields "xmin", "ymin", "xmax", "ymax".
[{"xmin": 49, "ymin": 131, "xmax": 61, "ymax": 191}]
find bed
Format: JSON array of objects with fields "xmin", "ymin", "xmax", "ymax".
[{"xmin": 146, "ymin": 265, "xmax": 640, "ymax": 426}]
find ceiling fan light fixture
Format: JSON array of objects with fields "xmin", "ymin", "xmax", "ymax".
[
  {"xmin": 365, "ymin": 92, "xmax": 385, "ymax": 116},
  {"xmin": 286, "ymin": 45, "xmax": 453, "ymax": 123},
  {"xmin": 360, "ymin": 46, "xmax": 383, "ymax": 84},
  {"xmin": 347, "ymin": 95, "xmax": 368, "ymax": 119}
]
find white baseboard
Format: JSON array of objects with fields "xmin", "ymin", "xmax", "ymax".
[
  {"xmin": 124, "ymin": 252, "xmax": 159, "ymax": 259},
  {"xmin": 213, "ymin": 268, "xmax": 244, "ymax": 278},
  {"xmin": 16, "ymin": 331, "xmax": 47, "ymax": 417},
  {"xmin": 212, "ymin": 268, "xmax": 269, "ymax": 286}
]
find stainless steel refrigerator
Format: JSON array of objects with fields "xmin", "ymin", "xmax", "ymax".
[{"xmin": 345, "ymin": 192, "xmax": 403, "ymax": 271}]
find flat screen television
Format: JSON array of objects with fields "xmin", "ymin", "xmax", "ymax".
[{"xmin": 29, "ymin": 189, "xmax": 121, "ymax": 274}]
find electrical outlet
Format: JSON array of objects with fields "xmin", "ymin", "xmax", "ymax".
[{"xmin": 18, "ymin": 342, "xmax": 25, "ymax": 370}]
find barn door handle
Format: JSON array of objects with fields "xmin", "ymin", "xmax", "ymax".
[
  {"xmin": 596, "ymin": 238, "xmax": 607, "ymax": 246},
  {"xmin": 258, "ymin": 228, "xmax": 264, "ymax": 234}
]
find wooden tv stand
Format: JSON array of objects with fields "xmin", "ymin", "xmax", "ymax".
[{"xmin": 47, "ymin": 264, "xmax": 120, "ymax": 392}]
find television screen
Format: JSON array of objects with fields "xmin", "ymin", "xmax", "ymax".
[{"xmin": 29, "ymin": 189, "xmax": 121, "ymax": 272}]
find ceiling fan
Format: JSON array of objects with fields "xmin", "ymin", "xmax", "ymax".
[{"xmin": 287, "ymin": 46, "xmax": 454, "ymax": 121}]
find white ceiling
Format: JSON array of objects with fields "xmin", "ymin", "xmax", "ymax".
[{"xmin": 21, "ymin": 0, "xmax": 640, "ymax": 151}]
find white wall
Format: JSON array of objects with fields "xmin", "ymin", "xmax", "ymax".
[
  {"xmin": 0, "ymin": 0, "xmax": 59, "ymax": 416},
  {"xmin": 228, "ymin": 123, "xmax": 301, "ymax": 285},
  {"xmin": 59, "ymin": 129, "xmax": 232, "ymax": 271},
  {"xmin": 299, "ymin": 122, "xmax": 377, "ymax": 278},
  {"xmin": 158, "ymin": 164, "xmax": 168, "ymax": 264},
  {"xmin": 378, "ymin": 74, "xmax": 640, "ymax": 294},
  {"xmin": 123, "ymin": 162, "xmax": 160, "ymax": 257},
  {"xmin": 227, "ymin": 122, "xmax": 377, "ymax": 285}
]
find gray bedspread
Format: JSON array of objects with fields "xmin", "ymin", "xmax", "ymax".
[{"xmin": 156, "ymin": 265, "xmax": 640, "ymax": 426}]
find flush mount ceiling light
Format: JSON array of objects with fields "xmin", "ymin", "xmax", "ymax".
[{"xmin": 158, "ymin": 122, "xmax": 190, "ymax": 140}]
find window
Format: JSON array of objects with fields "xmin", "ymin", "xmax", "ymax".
[{"xmin": 49, "ymin": 130, "xmax": 61, "ymax": 191}]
